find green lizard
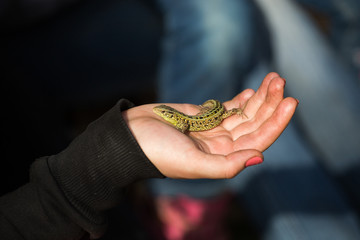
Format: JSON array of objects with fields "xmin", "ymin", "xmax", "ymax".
[{"xmin": 153, "ymin": 99, "xmax": 246, "ymax": 133}]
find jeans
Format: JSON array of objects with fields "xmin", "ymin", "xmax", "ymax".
[
  {"xmin": 295, "ymin": 0, "xmax": 360, "ymax": 72},
  {"xmin": 234, "ymin": 63, "xmax": 360, "ymax": 239},
  {"xmin": 155, "ymin": 0, "xmax": 269, "ymax": 104},
  {"xmin": 256, "ymin": 0, "xmax": 360, "ymax": 204},
  {"xmin": 151, "ymin": 0, "xmax": 360, "ymax": 238},
  {"xmin": 151, "ymin": 0, "xmax": 270, "ymax": 198}
]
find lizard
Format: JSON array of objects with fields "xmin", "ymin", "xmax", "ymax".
[{"xmin": 153, "ymin": 99, "xmax": 247, "ymax": 133}]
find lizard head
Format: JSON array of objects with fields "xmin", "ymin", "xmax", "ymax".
[{"xmin": 153, "ymin": 105, "xmax": 180, "ymax": 127}]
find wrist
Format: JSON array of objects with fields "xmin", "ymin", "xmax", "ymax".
[{"xmin": 48, "ymin": 99, "xmax": 164, "ymax": 220}]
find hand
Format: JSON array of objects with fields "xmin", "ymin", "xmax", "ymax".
[{"xmin": 122, "ymin": 72, "xmax": 298, "ymax": 179}]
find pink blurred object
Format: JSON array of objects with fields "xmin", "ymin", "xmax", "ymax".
[{"xmin": 155, "ymin": 193, "xmax": 233, "ymax": 240}]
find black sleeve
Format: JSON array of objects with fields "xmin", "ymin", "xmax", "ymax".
[{"xmin": 0, "ymin": 99, "xmax": 164, "ymax": 240}]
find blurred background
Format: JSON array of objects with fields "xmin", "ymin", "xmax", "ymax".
[
  {"xmin": 2, "ymin": 0, "xmax": 360, "ymax": 239},
  {"xmin": 1, "ymin": 0, "xmax": 162, "ymax": 192}
]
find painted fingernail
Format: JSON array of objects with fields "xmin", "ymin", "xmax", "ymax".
[{"xmin": 245, "ymin": 157, "xmax": 263, "ymax": 167}]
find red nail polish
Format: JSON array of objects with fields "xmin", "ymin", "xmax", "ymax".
[{"xmin": 245, "ymin": 157, "xmax": 263, "ymax": 167}]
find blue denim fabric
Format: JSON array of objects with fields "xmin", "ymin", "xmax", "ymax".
[
  {"xmin": 150, "ymin": 0, "xmax": 360, "ymax": 238},
  {"xmin": 151, "ymin": 0, "xmax": 267, "ymax": 200},
  {"xmin": 256, "ymin": 0, "xmax": 360, "ymax": 183},
  {"xmin": 155, "ymin": 0, "xmax": 268, "ymax": 104},
  {"xmin": 151, "ymin": 0, "xmax": 273, "ymax": 197},
  {"xmin": 295, "ymin": 0, "xmax": 360, "ymax": 72},
  {"xmin": 233, "ymin": 64, "xmax": 360, "ymax": 239}
]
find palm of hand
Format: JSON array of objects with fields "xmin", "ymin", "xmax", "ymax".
[{"xmin": 123, "ymin": 73, "xmax": 298, "ymax": 179}]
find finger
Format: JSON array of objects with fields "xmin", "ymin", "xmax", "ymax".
[
  {"xmin": 256, "ymin": 72, "xmax": 281, "ymax": 101},
  {"xmin": 231, "ymin": 77, "xmax": 286, "ymax": 137},
  {"xmin": 222, "ymin": 72, "xmax": 279, "ymax": 110},
  {"xmin": 233, "ymin": 97, "xmax": 298, "ymax": 152},
  {"xmin": 242, "ymin": 73, "xmax": 283, "ymax": 118},
  {"xmin": 170, "ymin": 149, "xmax": 264, "ymax": 179},
  {"xmin": 223, "ymin": 88, "xmax": 255, "ymax": 109}
]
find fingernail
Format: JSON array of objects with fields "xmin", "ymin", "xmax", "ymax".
[{"xmin": 245, "ymin": 157, "xmax": 263, "ymax": 167}]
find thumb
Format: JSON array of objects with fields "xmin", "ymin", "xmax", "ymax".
[
  {"xmin": 190, "ymin": 150, "xmax": 264, "ymax": 179},
  {"xmin": 224, "ymin": 150, "xmax": 264, "ymax": 178}
]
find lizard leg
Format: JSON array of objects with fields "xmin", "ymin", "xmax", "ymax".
[{"xmin": 176, "ymin": 122, "xmax": 189, "ymax": 133}]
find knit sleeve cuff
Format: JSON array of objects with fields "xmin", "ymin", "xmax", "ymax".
[{"xmin": 44, "ymin": 99, "xmax": 164, "ymax": 228}]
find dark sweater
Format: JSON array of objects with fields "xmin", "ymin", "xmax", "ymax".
[{"xmin": 0, "ymin": 99, "xmax": 164, "ymax": 239}]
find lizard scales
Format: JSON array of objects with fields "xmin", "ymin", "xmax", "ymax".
[{"xmin": 153, "ymin": 99, "xmax": 245, "ymax": 133}]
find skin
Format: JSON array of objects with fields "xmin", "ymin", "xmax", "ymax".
[{"xmin": 122, "ymin": 72, "xmax": 298, "ymax": 179}]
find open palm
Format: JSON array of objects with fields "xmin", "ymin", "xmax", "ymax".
[{"xmin": 122, "ymin": 73, "xmax": 298, "ymax": 179}]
